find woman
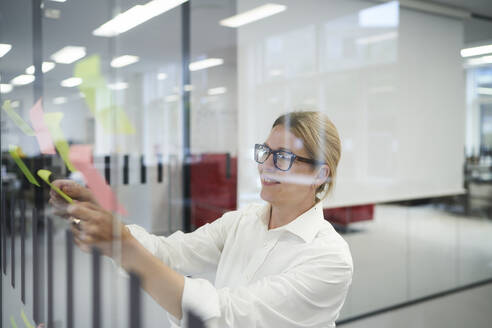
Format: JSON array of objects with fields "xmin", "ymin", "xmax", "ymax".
[{"xmin": 50, "ymin": 111, "xmax": 353, "ymax": 328}]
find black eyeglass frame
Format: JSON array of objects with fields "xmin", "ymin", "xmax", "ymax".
[{"xmin": 254, "ymin": 143, "xmax": 326, "ymax": 171}]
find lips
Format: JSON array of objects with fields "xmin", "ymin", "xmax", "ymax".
[{"xmin": 261, "ymin": 175, "xmax": 281, "ymax": 186}]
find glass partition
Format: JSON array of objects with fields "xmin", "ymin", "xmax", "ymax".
[{"xmin": 1, "ymin": 0, "xmax": 491, "ymax": 327}]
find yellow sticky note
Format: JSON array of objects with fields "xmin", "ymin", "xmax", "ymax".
[
  {"xmin": 20, "ymin": 310, "xmax": 34, "ymax": 328},
  {"xmin": 74, "ymin": 54, "xmax": 136, "ymax": 135},
  {"xmin": 2, "ymin": 100, "xmax": 35, "ymax": 136},
  {"xmin": 37, "ymin": 169, "xmax": 74, "ymax": 204},
  {"xmin": 97, "ymin": 106, "xmax": 136, "ymax": 134},
  {"xmin": 9, "ymin": 145, "xmax": 40, "ymax": 187},
  {"xmin": 44, "ymin": 112, "xmax": 76, "ymax": 172}
]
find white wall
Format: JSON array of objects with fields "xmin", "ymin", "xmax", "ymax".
[{"xmin": 237, "ymin": 0, "xmax": 466, "ymax": 208}]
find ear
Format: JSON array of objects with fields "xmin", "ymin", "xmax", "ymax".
[{"xmin": 314, "ymin": 165, "xmax": 330, "ymax": 187}]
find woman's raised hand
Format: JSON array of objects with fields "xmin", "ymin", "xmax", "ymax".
[
  {"xmin": 66, "ymin": 201, "xmax": 131, "ymax": 256},
  {"xmin": 48, "ymin": 179, "xmax": 132, "ymax": 256}
]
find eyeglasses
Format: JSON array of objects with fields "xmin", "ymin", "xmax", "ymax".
[{"xmin": 254, "ymin": 143, "xmax": 325, "ymax": 171}]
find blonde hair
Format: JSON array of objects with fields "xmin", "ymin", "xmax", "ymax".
[{"xmin": 273, "ymin": 111, "xmax": 341, "ymax": 202}]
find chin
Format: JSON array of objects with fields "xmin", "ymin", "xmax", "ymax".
[{"xmin": 260, "ymin": 189, "xmax": 279, "ymax": 204}]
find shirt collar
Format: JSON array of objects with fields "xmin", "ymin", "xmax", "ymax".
[{"xmin": 257, "ymin": 202, "xmax": 326, "ymax": 243}]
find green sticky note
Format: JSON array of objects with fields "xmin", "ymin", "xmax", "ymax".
[
  {"xmin": 2, "ymin": 100, "xmax": 35, "ymax": 136},
  {"xmin": 44, "ymin": 112, "xmax": 77, "ymax": 172},
  {"xmin": 9, "ymin": 145, "xmax": 40, "ymax": 187},
  {"xmin": 37, "ymin": 169, "xmax": 73, "ymax": 203}
]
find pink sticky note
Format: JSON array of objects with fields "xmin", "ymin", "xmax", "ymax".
[
  {"xmin": 69, "ymin": 145, "xmax": 127, "ymax": 216},
  {"xmin": 29, "ymin": 98, "xmax": 56, "ymax": 155}
]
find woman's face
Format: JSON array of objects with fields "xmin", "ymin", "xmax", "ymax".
[{"xmin": 258, "ymin": 125, "xmax": 320, "ymax": 208}]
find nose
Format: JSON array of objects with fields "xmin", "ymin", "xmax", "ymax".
[{"xmin": 261, "ymin": 153, "xmax": 276, "ymax": 170}]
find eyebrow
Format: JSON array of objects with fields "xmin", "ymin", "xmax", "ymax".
[{"xmin": 263, "ymin": 142, "xmax": 292, "ymax": 153}]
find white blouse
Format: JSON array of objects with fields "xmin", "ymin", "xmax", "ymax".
[{"xmin": 127, "ymin": 201, "xmax": 353, "ymax": 328}]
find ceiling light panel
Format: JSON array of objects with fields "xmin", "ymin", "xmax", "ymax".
[
  {"xmin": 189, "ymin": 58, "xmax": 224, "ymax": 71},
  {"xmin": 0, "ymin": 44, "xmax": 12, "ymax": 57},
  {"xmin": 110, "ymin": 55, "xmax": 139, "ymax": 68},
  {"xmin": 93, "ymin": 0, "xmax": 188, "ymax": 37},
  {"xmin": 219, "ymin": 4, "xmax": 286, "ymax": 28},
  {"xmin": 11, "ymin": 75, "xmax": 35, "ymax": 86},
  {"xmin": 51, "ymin": 46, "xmax": 86, "ymax": 64}
]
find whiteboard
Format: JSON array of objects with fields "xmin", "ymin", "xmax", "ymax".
[{"xmin": 237, "ymin": 0, "xmax": 465, "ymax": 208}]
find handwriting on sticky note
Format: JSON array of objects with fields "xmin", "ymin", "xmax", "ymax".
[
  {"xmin": 9, "ymin": 145, "xmax": 40, "ymax": 187},
  {"xmin": 37, "ymin": 169, "xmax": 74, "ymax": 204},
  {"xmin": 29, "ymin": 98, "xmax": 56, "ymax": 155},
  {"xmin": 2, "ymin": 100, "xmax": 35, "ymax": 136}
]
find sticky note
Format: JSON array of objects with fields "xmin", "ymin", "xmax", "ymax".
[
  {"xmin": 10, "ymin": 316, "xmax": 18, "ymax": 328},
  {"xmin": 21, "ymin": 310, "xmax": 34, "ymax": 328},
  {"xmin": 9, "ymin": 145, "xmax": 40, "ymax": 187},
  {"xmin": 2, "ymin": 100, "xmax": 35, "ymax": 136},
  {"xmin": 44, "ymin": 112, "xmax": 76, "ymax": 172},
  {"xmin": 29, "ymin": 98, "xmax": 56, "ymax": 155},
  {"xmin": 69, "ymin": 145, "xmax": 127, "ymax": 215},
  {"xmin": 37, "ymin": 169, "xmax": 74, "ymax": 204},
  {"xmin": 74, "ymin": 55, "xmax": 135, "ymax": 135}
]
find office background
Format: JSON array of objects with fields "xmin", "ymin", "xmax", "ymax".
[{"xmin": 1, "ymin": 0, "xmax": 492, "ymax": 327}]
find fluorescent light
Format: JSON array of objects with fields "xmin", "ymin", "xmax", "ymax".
[
  {"xmin": 466, "ymin": 55, "xmax": 492, "ymax": 66},
  {"xmin": 461, "ymin": 44, "xmax": 492, "ymax": 57},
  {"xmin": 61, "ymin": 77, "xmax": 82, "ymax": 87},
  {"xmin": 93, "ymin": 0, "xmax": 188, "ymax": 37},
  {"xmin": 208, "ymin": 86, "xmax": 227, "ymax": 95},
  {"xmin": 0, "ymin": 84, "xmax": 13, "ymax": 94},
  {"xmin": 478, "ymin": 87, "xmax": 492, "ymax": 96},
  {"xmin": 51, "ymin": 46, "xmax": 86, "ymax": 64},
  {"xmin": 11, "ymin": 74, "xmax": 35, "ymax": 86},
  {"xmin": 49, "ymin": 0, "xmax": 67, "ymax": 2},
  {"xmin": 25, "ymin": 61, "xmax": 56, "ymax": 74},
  {"xmin": 0, "ymin": 43, "xmax": 12, "ymax": 57},
  {"xmin": 356, "ymin": 31, "xmax": 398, "ymax": 45},
  {"xmin": 110, "ymin": 55, "xmax": 139, "ymax": 68},
  {"xmin": 166, "ymin": 95, "xmax": 179, "ymax": 102},
  {"xmin": 157, "ymin": 73, "xmax": 167, "ymax": 80},
  {"xmin": 189, "ymin": 58, "xmax": 223, "ymax": 71},
  {"xmin": 53, "ymin": 97, "xmax": 67, "ymax": 105},
  {"xmin": 108, "ymin": 82, "xmax": 128, "ymax": 90},
  {"xmin": 219, "ymin": 3, "xmax": 286, "ymax": 28}
]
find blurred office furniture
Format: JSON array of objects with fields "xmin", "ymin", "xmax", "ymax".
[
  {"xmin": 465, "ymin": 149, "xmax": 492, "ymax": 217},
  {"xmin": 323, "ymin": 205, "xmax": 375, "ymax": 229},
  {"xmin": 190, "ymin": 153, "xmax": 237, "ymax": 229}
]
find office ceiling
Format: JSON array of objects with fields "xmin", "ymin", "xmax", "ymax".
[{"xmin": 0, "ymin": 0, "xmax": 491, "ymax": 101}]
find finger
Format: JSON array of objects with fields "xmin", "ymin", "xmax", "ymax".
[
  {"xmin": 52, "ymin": 179, "xmax": 98, "ymax": 204},
  {"xmin": 49, "ymin": 198, "xmax": 70, "ymax": 214},
  {"xmin": 67, "ymin": 202, "xmax": 101, "ymax": 222},
  {"xmin": 72, "ymin": 234, "xmax": 90, "ymax": 253}
]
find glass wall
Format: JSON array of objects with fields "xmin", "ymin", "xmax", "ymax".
[{"xmin": 1, "ymin": 0, "xmax": 492, "ymax": 327}]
